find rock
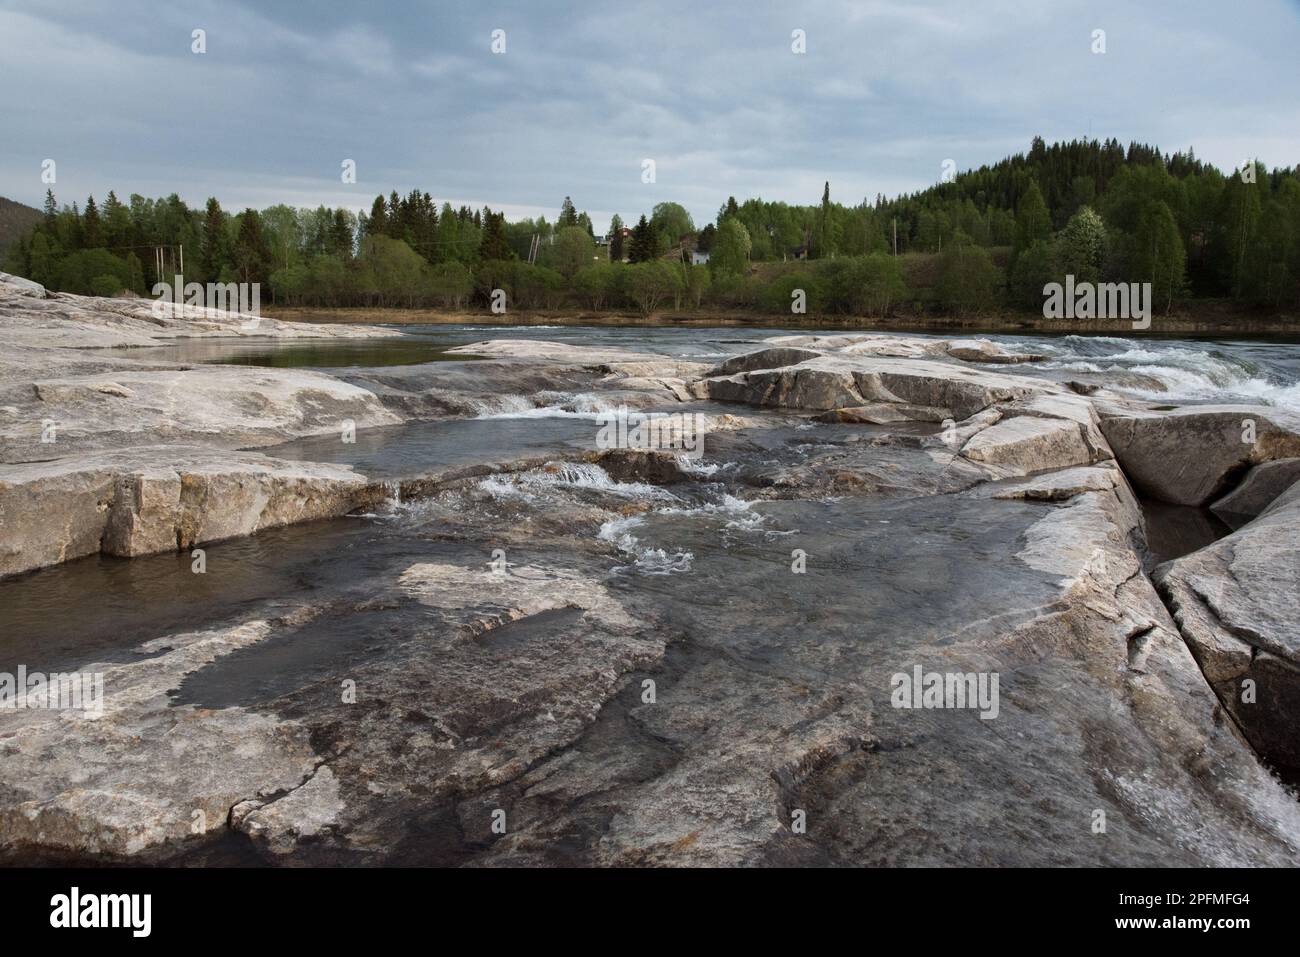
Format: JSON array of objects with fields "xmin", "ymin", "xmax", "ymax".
[
  {"xmin": 0, "ymin": 281, "xmax": 393, "ymax": 350},
  {"xmin": 960, "ymin": 415, "xmax": 1093, "ymax": 476},
  {"xmin": 1155, "ymin": 489, "xmax": 1300, "ymax": 775},
  {"xmin": 943, "ymin": 339, "xmax": 1045, "ymax": 364},
  {"xmin": 0, "ymin": 620, "xmax": 322, "ymax": 858},
  {"xmin": 1211, "ymin": 458, "xmax": 1300, "ymax": 520},
  {"xmin": 588, "ymin": 449, "xmax": 697, "ymax": 485},
  {"xmin": 5, "ymin": 314, "xmax": 1300, "ymax": 869},
  {"xmin": 986, "ymin": 464, "xmax": 1122, "ymax": 501},
  {"xmin": 759, "ymin": 333, "xmax": 1043, "ymax": 365},
  {"xmin": 1098, "ymin": 405, "xmax": 1300, "ymax": 506},
  {"xmin": 704, "ymin": 357, "xmax": 876, "ymax": 411},
  {"xmin": 812, "ymin": 403, "xmax": 951, "ymax": 424},
  {"xmin": 231, "ymin": 766, "xmax": 346, "ymax": 856},
  {"xmin": 705, "ymin": 354, "xmax": 1044, "ymax": 418},
  {"xmin": 709, "ymin": 347, "xmax": 824, "ymax": 376},
  {"xmin": 445, "ymin": 339, "xmax": 670, "ymax": 366},
  {"xmin": 0, "ymin": 446, "xmax": 379, "ymax": 577},
  {"xmin": 1, "ymin": 365, "xmax": 402, "ymax": 462},
  {"xmin": 0, "ymin": 272, "xmax": 47, "ymax": 298}
]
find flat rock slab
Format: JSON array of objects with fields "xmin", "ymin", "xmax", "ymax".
[
  {"xmin": 1, "ymin": 275, "xmax": 392, "ymax": 349},
  {"xmin": 1, "ymin": 365, "xmax": 401, "ymax": 463},
  {"xmin": 705, "ymin": 354, "xmax": 1047, "ymax": 418},
  {"xmin": 961, "ymin": 415, "xmax": 1094, "ymax": 476},
  {"xmin": 0, "ymin": 618, "xmax": 323, "ymax": 858},
  {"xmin": 0, "ymin": 446, "xmax": 378, "ymax": 577}
]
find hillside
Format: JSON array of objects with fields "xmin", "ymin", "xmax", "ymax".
[{"xmin": 0, "ymin": 197, "xmax": 41, "ymax": 255}]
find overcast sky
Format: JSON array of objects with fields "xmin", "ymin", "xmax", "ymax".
[{"xmin": 3, "ymin": 0, "xmax": 1298, "ymax": 232}]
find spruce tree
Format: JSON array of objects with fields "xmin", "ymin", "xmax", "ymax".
[{"xmin": 82, "ymin": 195, "xmax": 104, "ymax": 248}]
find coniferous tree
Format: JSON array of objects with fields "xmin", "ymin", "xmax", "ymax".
[
  {"xmin": 478, "ymin": 209, "xmax": 513, "ymax": 260},
  {"xmin": 102, "ymin": 191, "xmax": 130, "ymax": 248},
  {"xmin": 607, "ymin": 214, "xmax": 625, "ymax": 262},
  {"xmin": 82, "ymin": 195, "xmax": 104, "ymax": 248},
  {"xmin": 1011, "ymin": 181, "xmax": 1052, "ymax": 266},
  {"xmin": 628, "ymin": 215, "xmax": 654, "ymax": 263},
  {"xmin": 367, "ymin": 195, "xmax": 388, "ymax": 238},
  {"xmin": 200, "ymin": 198, "xmax": 228, "ymax": 282},
  {"xmin": 232, "ymin": 209, "xmax": 272, "ymax": 284},
  {"xmin": 558, "ymin": 197, "xmax": 579, "ymax": 229}
]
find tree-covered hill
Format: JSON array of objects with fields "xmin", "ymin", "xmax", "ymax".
[
  {"xmin": 3, "ymin": 137, "xmax": 1297, "ymax": 318},
  {"xmin": 0, "ymin": 197, "xmax": 42, "ymax": 257}
]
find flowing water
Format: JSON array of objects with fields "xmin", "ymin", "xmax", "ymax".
[{"xmin": 6, "ymin": 324, "xmax": 1299, "ymax": 671}]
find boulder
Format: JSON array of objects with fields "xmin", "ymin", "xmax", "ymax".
[
  {"xmin": 1211, "ymin": 458, "xmax": 1300, "ymax": 520},
  {"xmin": 960, "ymin": 415, "xmax": 1093, "ymax": 476},
  {"xmin": 709, "ymin": 347, "xmax": 825, "ymax": 377},
  {"xmin": 943, "ymin": 339, "xmax": 1045, "ymax": 364},
  {"xmin": 1098, "ymin": 405, "xmax": 1300, "ymax": 506},
  {"xmin": 1155, "ymin": 489, "xmax": 1300, "ymax": 775}
]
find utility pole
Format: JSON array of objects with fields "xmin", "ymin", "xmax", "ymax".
[{"xmin": 892, "ymin": 218, "xmax": 897, "ymax": 257}]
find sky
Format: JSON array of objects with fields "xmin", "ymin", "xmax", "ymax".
[{"xmin": 2, "ymin": 0, "xmax": 1298, "ymax": 233}]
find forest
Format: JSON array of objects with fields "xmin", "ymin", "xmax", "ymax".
[{"xmin": 4, "ymin": 137, "xmax": 1298, "ymax": 318}]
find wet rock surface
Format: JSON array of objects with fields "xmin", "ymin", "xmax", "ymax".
[
  {"xmin": 1155, "ymin": 483, "xmax": 1300, "ymax": 778},
  {"xmin": 2, "ymin": 288, "xmax": 1299, "ymax": 866}
]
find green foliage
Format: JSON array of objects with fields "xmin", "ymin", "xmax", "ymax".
[
  {"xmin": 89, "ymin": 274, "xmax": 122, "ymax": 297},
  {"xmin": 684, "ymin": 264, "xmax": 711, "ymax": 308},
  {"xmin": 650, "ymin": 203, "xmax": 694, "ymax": 246},
  {"xmin": 478, "ymin": 210, "xmax": 513, "ymax": 261},
  {"xmin": 9, "ymin": 138, "xmax": 1300, "ymax": 315},
  {"xmin": 232, "ymin": 209, "xmax": 272, "ymax": 284},
  {"xmin": 574, "ymin": 263, "xmax": 618, "ymax": 309},
  {"xmin": 1132, "ymin": 200, "xmax": 1186, "ymax": 312},
  {"xmin": 1012, "ymin": 181, "xmax": 1051, "ymax": 264},
  {"xmin": 935, "ymin": 235, "xmax": 1002, "ymax": 317},
  {"xmin": 627, "ymin": 215, "xmax": 657, "ymax": 263},
  {"xmin": 1008, "ymin": 239, "xmax": 1057, "ymax": 309},
  {"xmin": 762, "ymin": 272, "xmax": 817, "ymax": 314},
  {"xmin": 429, "ymin": 261, "xmax": 473, "ymax": 309},
  {"xmin": 1057, "ymin": 206, "xmax": 1106, "ymax": 283},
  {"xmin": 542, "ymin": 226, "xmax": 596, "ymax": 278},
  {"xmin": 56, "ymin": 249, "xmax": 132, "ymax": 295},
  {"xmin": 710, "ymin": 218, "xmax": 751, "ymax": 278},
  {"xmin": 625, "ymin": 261, "xmax": 681, "ymax": 314}
]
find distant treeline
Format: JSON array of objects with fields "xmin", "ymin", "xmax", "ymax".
[{"xmin": 5, "ymin": 136, "xmax": 1299, "ymax": 316}]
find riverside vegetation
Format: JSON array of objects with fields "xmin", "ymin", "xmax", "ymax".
[{"xmin": 5, "ymin": 138, "xmax": 1300, "ymax": 325}]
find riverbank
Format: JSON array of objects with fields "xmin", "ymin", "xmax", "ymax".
[{"xmin": 264, "ymin": 302, "xmax": 1300, "ymax": 337}]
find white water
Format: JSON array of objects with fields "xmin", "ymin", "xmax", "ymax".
[
  {"xmin": 474, "ymin": 391, "xmax": 625, "ymax": 420},
  {"xmin": 478, "ymin": 461, "xmax": 679, "ymax": 502},
  {"xmin": 1003, "ymin": 335, "xmax": 1300, "ymax": 411}
]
